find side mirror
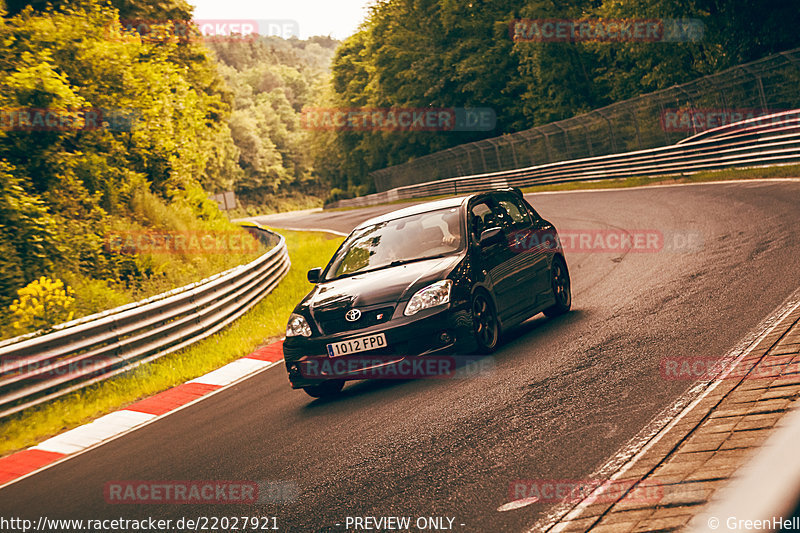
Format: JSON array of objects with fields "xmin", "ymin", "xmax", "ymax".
[
  {"xmin": 479, "ymin": 227, "xmax": 503, "ymax": 247},
  {"xmin": 307, "ymin": 267, "xmax": 322, "ymax": 283}
]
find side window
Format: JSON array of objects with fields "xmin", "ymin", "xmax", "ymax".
[
  {"xmin": 469, "ymin": 201, "xmax": 497, "ymax": 238},
  {"xmin": 496, "ymin": 195, "xmax": 532, "ymax": 230},
  {"xmin": 521, "ymin": 198, "xmax": 543, "ymax": 223}
]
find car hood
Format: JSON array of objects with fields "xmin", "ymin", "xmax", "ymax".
[{"xmin": 300, "ymin": 254, "xmax": 462, "ymax": 312}]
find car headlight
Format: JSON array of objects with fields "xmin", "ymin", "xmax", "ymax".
[
  {"xmin": 404, "ymin": 280, "xmax": 452, "ymax": 316},
  {"xmin": 286, "ymin": 313, "xmax": 312, "ymax": 337}
]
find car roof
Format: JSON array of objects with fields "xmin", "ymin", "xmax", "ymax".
[{"xmin": 354, "ymin": 195, "xmax": 473, "ymax": 229}]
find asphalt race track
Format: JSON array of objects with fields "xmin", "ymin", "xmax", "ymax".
[{"xmin": 2, "ymin": 180, "xmax": 799, "ymax": 533}]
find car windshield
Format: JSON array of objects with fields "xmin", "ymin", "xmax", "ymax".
[{"xmin": 325, "ymin": 207, "xmax": 463, "ymax": 280}]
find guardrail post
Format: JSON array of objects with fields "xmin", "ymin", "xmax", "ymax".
[
  {"xmin": 582, "ymin": 123, "xmax": 594, "ymax": 156},
  {"xmin": 542, "ymin": 130, "xmax": 553, "ymax": 163},
  {"xmin": 552, "ymin": 122, "xmax": 572, "ymax": 159},
  {"xmin": 630, "ymin": 108, "xmax": 643, "ymax": 150},
  {"xmin": 509, "ymin": 137, "xmax": 519, "ymax": 168},
  {"xmin": 464, "ymin": 148, "xmax": 475, "ymax": 174},
  {"xmin": 675, "ymin": 85, "xmax": 698, "ymax": 136},
  {"xmin": 487, "ymin": 138, "xmax": 501, "ymax": 172},
  {"xmin": 741, "ymin": 65, "xmax": 769, "ymax": 113},
  {"xmin": 478, "ymin": 144, "xmax": 488, "ymax": 173},
  {"xmin": 657, "ymin": 101, "xmax": 671, "ymax": 145},
  {"xmin": 594, "ymin": 109, "xmax": 616, "ymax": 153}
]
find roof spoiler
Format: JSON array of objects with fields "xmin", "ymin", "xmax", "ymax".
[{"xmin": 499, "ymin": 186, "xmax": 524, "ymax": 198}]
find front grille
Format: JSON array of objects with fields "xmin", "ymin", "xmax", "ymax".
[{"xmin": 316, "ymin": 306, "xmax": 394, "ymax": 335}]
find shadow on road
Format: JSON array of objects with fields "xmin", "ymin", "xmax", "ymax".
[
  {"xmin": 299, "ymin": 309, "xmax": 588, "ymax": 409},
  {"xmin": 502, "ymin": 308, "xmax": 588, "ymax": 348}
]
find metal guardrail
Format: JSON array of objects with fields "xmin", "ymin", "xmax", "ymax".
[
  {"xmin": 0, "ymin": 225, "xmax": 290, "ymax": 419},
  {"xmin": 369, "ymin": 47, "xmax": 800, "ymax": 191},
  {"xmin": 327, "ymin": 110, "xmax": 800, "ymax": 209}
]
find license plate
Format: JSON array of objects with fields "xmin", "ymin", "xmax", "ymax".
[{"xmin": 327, "ymin": 333, "xmax": 387, "ymax": 358}]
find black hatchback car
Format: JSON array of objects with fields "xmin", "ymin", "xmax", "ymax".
[{"xmin": 283, "ymin": 188, "xmax": 571, "ymax": 397}]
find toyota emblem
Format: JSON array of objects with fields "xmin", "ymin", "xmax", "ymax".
[{"xmin": 345, "ymin": 308, "xmax": 362, "ymax": 322}]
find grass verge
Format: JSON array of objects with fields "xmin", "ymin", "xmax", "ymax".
[
  {"xmin": 0, "ymin": 227, "xmax": 343, "ymax": 458},
  {"xmin": 229, "ymin": 191, "xmax": 325, "ymax": 219}
]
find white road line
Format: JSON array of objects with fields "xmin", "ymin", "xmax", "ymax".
[
  {"xmin": 498, "ymin": 497, "xmax": 541, "ymax": 512},
  {"xmin": 31, "ymin": 440, "xmax": 84, "ymax": 455},
  {"xmin": 265, "ymin": 225, "xmax": 349, "ymax": 236},
  {"xmin": 188, "ymin": 357, "xmax": 273, "ymax": 386},
  {"xmin": 92, "ymin": 409, "xmax": 157, "ymax": 428},
  {"xmin": 239, "ymin": 208, "xmax": 323, "ymax": 222},
  {"xmin": 2, "ymin": 360, "xmax": 284, "ymax": 490},
  {"xmin": 32, "ymin": 410, "xmax": 157, "ymax": 454}
]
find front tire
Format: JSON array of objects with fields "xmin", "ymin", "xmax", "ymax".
[
  {"xmin": 303, "ymin": 380, "xmax": 344, "ymax": 398},
  {"xmin": 543, "ymin": 256, "xmax": 571, "ymax": 318},
  {"xmin": 472, "ymin": 291, "xmax": 499, "ymax": 353}
]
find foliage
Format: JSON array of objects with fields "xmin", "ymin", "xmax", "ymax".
[
  {"xmin": 206, "ymin": 36, "xmax": 338, "ymax": 207},
  {"xmin": 0, "ymin": 0, "xmax": 262, "ymax": 337},
  {"xmin": 316, "ymin": 0, "xmax": 800, "ymax": 194},
  {"xmin": 2, "ymin": 0, "xmax": 797, "ymax": 338},
  {"xmin": 0, "ymin": 227, "xmax": 343, "ymax": 457},
  {"xmin": 8, "ymin": 276, "xmax": 74, "ymax": 333},
  {"xmin": 324, "ymin": 187, "xmax": 354, "ymax": 205}
]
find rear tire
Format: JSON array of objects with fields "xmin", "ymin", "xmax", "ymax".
[
  {"xmin": 544, "ymin": 256, "xmax": 571, "ymax": 318},
  {"xmin": 303, "ymin": 380, "xmax": 344, "ymax": 398}
]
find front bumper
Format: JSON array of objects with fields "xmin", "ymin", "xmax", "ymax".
[{"xmin": 282, "ymin": 304, "xmax": 473, "ymax": 388}]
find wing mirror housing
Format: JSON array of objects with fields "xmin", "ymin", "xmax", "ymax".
[
  {"xmin": 307, "ymin": 267, "xmax": 322, "ymax": 283},
  {"xmin": 479, "ymin": 227, "xmax": 503, "ymax": 247}
]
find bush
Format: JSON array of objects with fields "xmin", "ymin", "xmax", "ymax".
[
  {"xmin": 324, "ymin": 187, "xmax": 354, "ymax": 205},
  {"xmin": 8, "ymin": 277, "xmax": 75, "ymax": 335}
]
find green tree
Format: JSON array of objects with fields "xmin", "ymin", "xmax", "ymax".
[{"xmin": 0, "ymin": 0, "xmax": 237, "ymax": 309}]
